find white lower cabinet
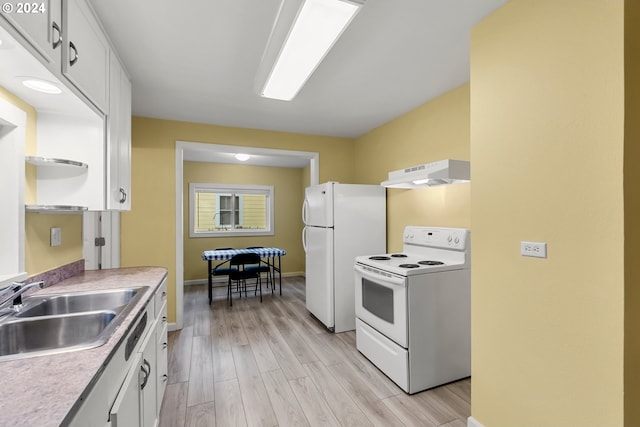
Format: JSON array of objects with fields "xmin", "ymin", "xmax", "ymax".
[
  {"xmin": 69, "ymin": 280, "xmax": 167, "ymax": 427},
  {"xmin": 110, "ymin": 352, "xmax": 142, "ymax": 427},
  {"xmin": 139, "ymin": 315, "xmax": 158, "ymax": 427},
  {"xmin": 110, "ymin": 313, "xmax": 158, "ymax": 427},
  {"xmin": 156, "ymin": 320, "xmax": 168, "ymax": 411}
]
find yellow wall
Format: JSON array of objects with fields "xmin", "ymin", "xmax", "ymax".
[
  {"xmin": 354, "ymin": 84, "xmax": 471, "ymax": 251},
  {"xmin": 183, "ymin": 161, "xmax": 305, "ymax": 282},
  {"xmin": 470, "ymin": 1, "xmax": 625, "ymax": 426},
  {"xmin": 122, "ymin": 117, "xmax": 354, "ymax": 322},
  {"xmin": 0, "ymin": 87, "xmax": 83, "ymax": 277},
  {"xmin": 624, "ymin": 0, "xmax": 640, "ymax": 424}
]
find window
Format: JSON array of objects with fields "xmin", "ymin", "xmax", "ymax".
[{"xmin": 189, "ymin": 183, "xmax": 274, "ymax": 237}]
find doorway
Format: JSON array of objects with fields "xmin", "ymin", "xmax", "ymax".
[{"xmin": 174, "ymin": 141, "xmax": 319, "ymax": 330}]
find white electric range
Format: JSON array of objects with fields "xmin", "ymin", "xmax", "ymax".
[{"xmin": 354, "ymin": 226, "xmax": 471, "ymax": 394}]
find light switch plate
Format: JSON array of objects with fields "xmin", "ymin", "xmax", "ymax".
[
  {"xmin": 521, "ymin": 241, "xmax": 546, "ymax": 258},
  {"xmin": 51, "ymin": 227, "xmax": 62, "ymax": 247}
]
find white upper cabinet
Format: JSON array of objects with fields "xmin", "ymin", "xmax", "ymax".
[
  {"xmin": 62, "ymin": 0, "xmax": 109, "ymax": 113},
  {"xmin": 1, "ymin": 1, "xmax": 132, "ymax": 212},
  {"xmin": 1, "ymin": 0, "xmax": 108, "ymax": 113},
  {"xmin": 0, "ymin": 0, "xmax": 62, "ymax": 69},
  {"xmin": 107, "ymin": 51, "xmax": 132, "ymax": 210}
]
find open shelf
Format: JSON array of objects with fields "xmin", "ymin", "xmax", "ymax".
[
  {"xmin": 25, "ymin": 205, "xmax": 88, "ymax": 214},
  {"xmin": 25, "ymin": 156, "xmax": 88, "ymax": 169}
]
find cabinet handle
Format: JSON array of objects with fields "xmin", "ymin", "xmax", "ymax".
[
  {"xmin": 162, "ymin": 316, "xmax": 167, "ymax": 324},
  {"xmin": 52, "ymin": 22, "xmax": 62, "ymax": 49},
  {"xmin": 139, "ymin": 364, "xmax": 148, "ymax": 389},
  {"xmin": 162, "ymin": 374, "xmax": 168, "ymax": 384},
  {"xmin": 140, "ymin": 359, "xmax": 151, "ymax": 390},
  {"xmin": 69, "ymin": 41, "xmax": 78, "ymax": 66},
  {"xmin": 162, "ymin": 342, "xmax": 168, "ymax": 350},
  {"xmin": 119, "ymin": 188, "xmax": 127, "ymax": 203}
]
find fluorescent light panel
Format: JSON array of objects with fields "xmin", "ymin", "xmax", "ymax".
[{"xmin": 261, "ymin": 0, "xmax": 362, "ymax": 101}]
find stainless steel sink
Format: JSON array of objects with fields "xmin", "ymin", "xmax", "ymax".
[
  {"xmin": 0, "ymin": 286, "xmax": 149, "ymax": 361},
  {"xmin": 0, "ymin": 311, "xmax": 117, "ymax": 359},
  {"xmin": 15, "ymin": 288, "xmax": 140, "ymax": 318}
]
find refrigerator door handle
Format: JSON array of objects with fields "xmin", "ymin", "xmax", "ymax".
[
  {"xmin": 302, "ymin": 198, "xmax": 309, "ymax": 225},
  {"xmin": 302, "ymin": 226, "xmax": 308, "ymax": 253}
]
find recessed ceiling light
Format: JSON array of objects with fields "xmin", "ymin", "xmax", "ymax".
[
  {"xmin": 235, "ymin": 153, "xmax": 250, "ymax": 161},
  {"xmin": 21, "ymin": 78, "xmax": 62, "ymax": 94}
]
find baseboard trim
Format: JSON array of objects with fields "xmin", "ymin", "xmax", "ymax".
[
  {"xmin": 185, "ymin": 272, "xmax": 305, "ymax": 287},
  {"xmin": 468, "ymin": 416, "xmax": 485, "ymax": 427}
]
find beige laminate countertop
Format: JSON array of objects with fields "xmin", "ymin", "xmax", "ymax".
[{"xmin": 0, "ymin": 267, "xmax": 168, "ymax": 427}]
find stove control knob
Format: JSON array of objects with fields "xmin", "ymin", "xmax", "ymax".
[
  {"xmin": 447, "ymin": 235, "xmax": 453, "ymax": 243},
  {"xmin": 454, "ymin": 236, "xmax": 460, "ymax": 244}
]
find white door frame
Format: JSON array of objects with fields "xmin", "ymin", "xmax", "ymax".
[{"xmin": 174, "ymin": 141, "xmax": 319, "ymax": 330}]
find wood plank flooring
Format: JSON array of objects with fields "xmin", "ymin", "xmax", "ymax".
[{"xmin": 159, "ymin": 277, "xmax": 471, "ymax": 427}]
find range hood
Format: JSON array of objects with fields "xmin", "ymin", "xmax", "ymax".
[{"xmin": 381, "ymin": 159, "xmax": 470, "ymax": 189}]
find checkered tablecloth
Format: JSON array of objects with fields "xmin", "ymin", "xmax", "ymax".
[{"xmin": 202, "ymin": 247, "xmax": 286, "ymax": 261}]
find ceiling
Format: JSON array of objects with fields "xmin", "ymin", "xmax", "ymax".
[{"xmin": 89, "ymin": 0, "xmax": 507, "ymax": 140}]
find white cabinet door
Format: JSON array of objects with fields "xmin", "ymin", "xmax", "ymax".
[
  {"xmin": 107, "ymin": 51, "xmax": 132, "ymax": 210},
  {"xmin": 0, "ymin": 0, "xmax": 62, "ymax": 67},
  {"xmin": 140, "ymin": 318, "xmax": 158, "ymax": 427},
  {"xmin": 62, "ymin": 0, "xmax": 108, "ymax": 112},
  {"xmin": 110, "ymin": 353, "xmax": 142, "ymax": 427},
  {"xmin": 156, "ymin": 321, "xmax": 168, "ymax": 411},
  {"xmin": 117, "ymin": 64, "xmax": 132, "ymax": 209},
  {"xmin": 155, "ymin": 295, "xmax": 168, "ymax": 411}
]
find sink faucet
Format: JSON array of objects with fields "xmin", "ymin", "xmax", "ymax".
[{"xmin": 0, "ymin": 281, "xmax": 45, "ymax": 310}]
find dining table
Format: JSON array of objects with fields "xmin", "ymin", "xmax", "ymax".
[{"xmin": 201, "ymin": 247, "xmax": 286, "ymax": 304}]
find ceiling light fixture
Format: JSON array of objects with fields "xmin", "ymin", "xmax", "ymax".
[
  {"xmin": 256, "ymin": 0, "xmax": 365, "ymax": 101},
  {"xmin": 21, "ymin": 78, "xmax": 62, "ymax": 94},
  {"xmin": 235, "ymin": 153, "xmax": 251, "ymax": 161}
]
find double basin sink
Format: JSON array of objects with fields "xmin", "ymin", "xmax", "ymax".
[{"xmin": 0, "ymin": 287, "xmax": 148, "ymax": 361}]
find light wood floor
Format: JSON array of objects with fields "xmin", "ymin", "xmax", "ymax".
[{"xmin": 159, "ymin": 276, "xmax": 471, "ymax": 427}]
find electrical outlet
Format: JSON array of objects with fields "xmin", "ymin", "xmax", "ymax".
[
  {"xmin": 521, "ymin": 241, "xmax": 547, "ymax": 258},
  {"xmin": 51, "ymin": 227, "xmax": 62, "ymax": 247}
]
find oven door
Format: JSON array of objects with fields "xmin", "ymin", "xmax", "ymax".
[{"xmin": 354, "ymin": 263, "xmax": 407, "ymax": 347}]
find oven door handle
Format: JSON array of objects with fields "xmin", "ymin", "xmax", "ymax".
[{"xmin": 354, "ymin": 265, "xmax": 406, "ymax": 287}]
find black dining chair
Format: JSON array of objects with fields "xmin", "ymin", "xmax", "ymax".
[
  {"xmin": 244, "ymin": 247, "xmax": 273, "ymax": 292},
  {"xmin": 210, "ymin": 248, "xmax": 237, "ymax": 301},
  {"xmin": 227, "ymin": 253, "xmax": 263, "ymax": 306}
]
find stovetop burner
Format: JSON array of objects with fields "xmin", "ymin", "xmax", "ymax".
[
  {"xmin": 418, "ymin": 260, "xmax": 445, "ymax": 266},
  {"xmin": 399, "ymin": 263, "xmax": 420, "ymax": 268},
  {"xmin": 369, "ymin": 256, "xmax": 391, "ymax": 261},
  {"xmin": 391, "ymin": 253, "xmax": 408, "ymax": 258}
]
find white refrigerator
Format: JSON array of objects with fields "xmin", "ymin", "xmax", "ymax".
[{"xmin": 302, "ymin": 182, "xmax": 386, "ymax": 332}]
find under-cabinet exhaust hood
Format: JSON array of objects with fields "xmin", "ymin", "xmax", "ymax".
[{"xmin": 381, "ymin": 159, "xmax": 470, "ymax": 189}]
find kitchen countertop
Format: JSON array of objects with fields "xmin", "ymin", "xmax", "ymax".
[{"xmin": 0, "ymin": 267, "xmax": 168, "ymax": 427}]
